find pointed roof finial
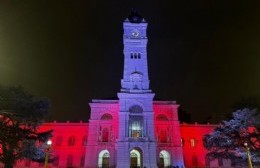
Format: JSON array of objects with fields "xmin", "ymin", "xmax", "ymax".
[{"xmin": 127, "ymin": 8, "xmax": 144, "ymax": 23}]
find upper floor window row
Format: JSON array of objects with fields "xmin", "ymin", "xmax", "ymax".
[
  {"xmin": 181, "ymin": 138, "xmax": 198, "ymax": 148},
  {"xmin": 130, "ymin": 53, "xmax": 141, "ymax": 59},
  {"xmin": 55, "ymin": 136, "xmax": 88, "ymax": 146}
]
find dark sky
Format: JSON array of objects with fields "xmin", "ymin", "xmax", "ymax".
[{"xmin": 0, "ymin": 0, "xmax": 260, "ymax": 123}]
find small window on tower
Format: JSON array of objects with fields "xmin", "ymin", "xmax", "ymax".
[
  {"xmin": 138, "ymin": 53, "xmax": 141, "ymax": 59},
  {"xmin": 134, "ymin": 53, "xmax": 137, "ymax": 59},
  {"xmin": 131, "ymin": 53, "xmax": 134, "ymax": 59}
]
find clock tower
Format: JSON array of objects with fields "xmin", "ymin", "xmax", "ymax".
[
  {"xmin": 120, "ymin": 9, "xmax": 151, "ymax": 93},
  {"xmin": 117, "ymin": 9, "xmax": 157, "ymax": 168}
]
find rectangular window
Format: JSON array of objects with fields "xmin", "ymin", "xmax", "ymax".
[{"xmin": 190, "ymin": 138, "xmax": 196, "ymax": 147}]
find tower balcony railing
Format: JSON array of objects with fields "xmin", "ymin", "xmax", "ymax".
[
  {"xmin": 127, "ymin": 137, "xmax": 149, "ymax": 142},
  {"xmin": 129, "ymin": 130, "xmax": 144, "ymax": 137}
]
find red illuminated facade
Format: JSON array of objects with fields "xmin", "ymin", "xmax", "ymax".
[{"xmin": 11, "ymin": 120, "xmax": 221, "ymax": 167}]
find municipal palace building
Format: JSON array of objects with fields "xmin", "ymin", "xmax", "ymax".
[{"xmin": 10, "ymin": 11, "xmax": 234, "ymax": 168}]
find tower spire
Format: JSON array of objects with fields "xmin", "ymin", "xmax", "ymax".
[{"xmin": 120, "ymin": 10, "xmax": 151, "ymax": 93}]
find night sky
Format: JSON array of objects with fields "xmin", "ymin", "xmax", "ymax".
[{"xmin": 0, "ymin": 0, "xmax": 260, "ymax": 123}]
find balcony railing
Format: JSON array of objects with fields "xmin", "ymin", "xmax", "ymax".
[{"xmin": 127, "ymin": 137, "xmax": 148, "ymax": 142}]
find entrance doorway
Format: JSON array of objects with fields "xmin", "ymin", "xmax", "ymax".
[
  {"xmin": 98, "ymin": 150, "xmax": 110, "ymax": 168},
  {"xmin": 130, "ymin": 148, "xmax": 142, "ymax": 168},
  {"xmin": 159, "ymin": 150, "xmax": 171, "ymax": 168}
]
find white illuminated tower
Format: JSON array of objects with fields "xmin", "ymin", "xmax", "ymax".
[{"xmin": 117, "ymin": 9, "xmax": 157, "ymax": 168}]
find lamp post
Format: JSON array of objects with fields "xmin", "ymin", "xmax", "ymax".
[
  {"xmin": 44, "ymin": 140, "xmax": 52, "ymax": 168},
  {"xmin": 244, "ymin": 142, "xmax": 253, "ymax": 168}
]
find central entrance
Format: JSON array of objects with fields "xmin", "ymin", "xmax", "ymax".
[{"xmin": 130, "ymin": 148, "xmax": 142, "ymax": 168}]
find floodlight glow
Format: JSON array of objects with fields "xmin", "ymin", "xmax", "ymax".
[{"xmin": 47, "ymin": 140, "xmax": 52, "ymax": 145}]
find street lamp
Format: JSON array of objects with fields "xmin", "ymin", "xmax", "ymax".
[
  {"xmin": 244, "ymin": 142, "xmax": 253, "ymax": 168},
  {"xmin": 44, "ymin": 140, "xmax": 52, "ymax": 168}
]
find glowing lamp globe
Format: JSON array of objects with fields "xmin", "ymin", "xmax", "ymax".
[{"xmin": 47, "ymin": 140, "xmax": 52, "ymax": 145}]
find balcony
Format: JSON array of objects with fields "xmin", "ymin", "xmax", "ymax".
[{"xmin": 128, "ymin": 137, "xmax": 149, "ymax": 142}]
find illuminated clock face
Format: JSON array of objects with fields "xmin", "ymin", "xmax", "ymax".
[{"xmin": 131, "ymin": 30, "xmax": 139, "ymax": 37}]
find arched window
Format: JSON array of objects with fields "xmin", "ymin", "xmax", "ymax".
[
  {"xmin": 82, "ymin": 136, "xmax": 88, "ymax": 146},
  {"xmin": 102, "ymin": 128, "xmax": 109, "ymax": 142},
  {"xmin": 98, "ymin": 150, "xmax": 110, "ymax": 168},
  {"xmin": 68, "ymin": 136, "xmax": 76, "ymax": 146},
  {"xmin": 129, "ymin": 105, "xmax": 143, "ymax": 138},
  {"xmin": 53, "ymin": 156, "xmax": 59, "ymax": 167},
  {"xmin": 159, "ymin": 130, "xmax": 167, "ymax": 143},
  {"xmin": 190, "ymin": 138, "xmax": 196, "ymax": 147},
  {"xmin": 137, "ymin": 53, "xmax": 141, "ymax": 59},
  {"xmin": 67, "ymin": 155, "xmax": 73, "ymax": 167},
  {"xmin": 181, "ymin": 138, "xmax": 185, "ymax": 147},
  {"xmin": 156, "ymin": 114, "xmax": 168, "ymax": 121},
  {"xmin": 101, "ymin": 113, "xmax": 113, "ymax": 120},
  {"xmin": 159, "ymin": 150, "xmax": 171, "ymax": 167},
  {"xmin": 80, "ymin": 155, "xmax": 85, "ymax": 167},
  {"xmin": 55, "ymin": 136, "xmax": 62, "ymax": 146},
  {"xmin": 129, "ymin": 105, "xmax": 143, "ymax": 113},
  {"xmin": 129, "ymin": 115, "xmax": 143, "ymax": 138},
  {"xmin": 192, "ymin": 155, "xmax": 198, "ymax": 166}
]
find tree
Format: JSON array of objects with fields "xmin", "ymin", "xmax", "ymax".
[
  {"xmin": 203, "ymin": 108, "xmax": 260, "ymax": 166},
  {"xmin": 0, "ymin": 86, "xmax": 52, "ymax": 168}
]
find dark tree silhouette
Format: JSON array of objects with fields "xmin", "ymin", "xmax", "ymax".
[
  {"xmin": 203, "ymin": 108, "xmax": 260, "ymax": 166},
  {"xmin": 0, "ymin": 86, "xmax": 52, "ymax": 168}
]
